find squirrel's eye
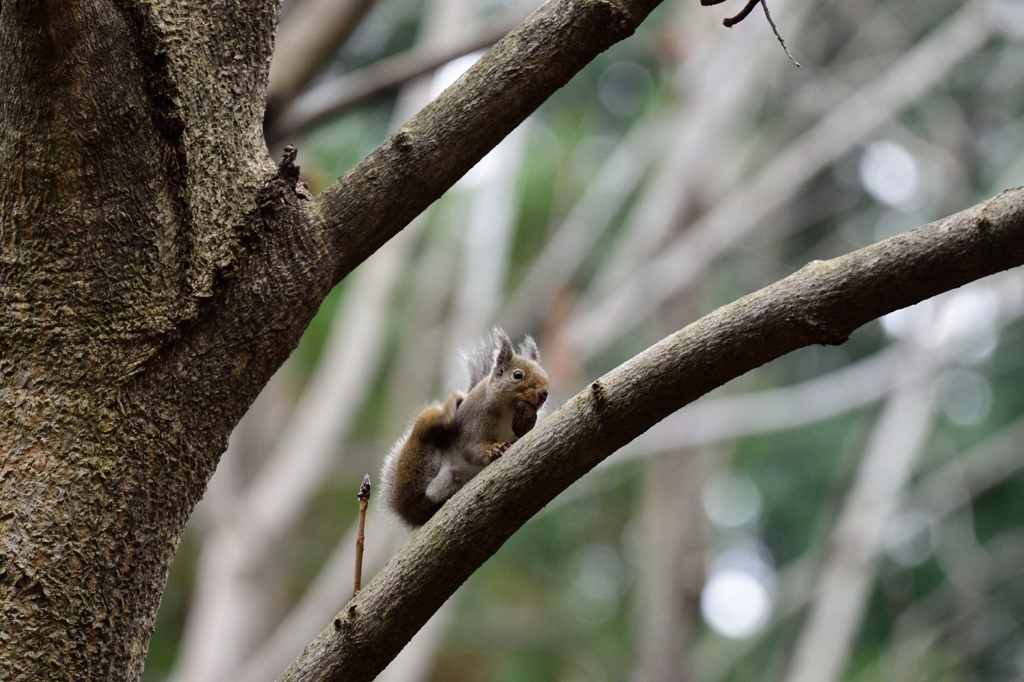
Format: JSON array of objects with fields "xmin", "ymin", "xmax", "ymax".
[{"xmin": 513, "ymin": 370, "xmax": 524, "ymax": 380}]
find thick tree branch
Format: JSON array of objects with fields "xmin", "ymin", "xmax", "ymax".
[
  {"xmin": 308, "ymin": 0, "xmax": 658, "ymax": 279},
  {"xmin": 275, "ymin": 189, "xmax": 1024, "ymax": 682}
]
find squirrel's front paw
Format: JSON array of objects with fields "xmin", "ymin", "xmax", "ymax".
[{"xmin": 488, "ymin": 442, "xmax": 511, "ymax": 462}]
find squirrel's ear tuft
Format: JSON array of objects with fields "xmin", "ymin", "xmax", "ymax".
[
  {"xmin": 492, "ymin": 328, "xmax": 513, "ymax": 376},
  {"xmin": 518, "ymin": 336, "xmax": 540, "ymax": 362}
]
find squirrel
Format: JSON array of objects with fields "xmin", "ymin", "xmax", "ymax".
[{"xmin": 380, "ymin": 328, "xmax": 549, "ymax": 527}]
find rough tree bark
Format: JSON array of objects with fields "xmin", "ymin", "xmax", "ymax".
[{"xmin": 0, "ymin": 3, "xmax": 1022, "ymax": 682}]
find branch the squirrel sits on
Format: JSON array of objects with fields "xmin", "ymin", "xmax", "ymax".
[{"xmin": 381, "ymin": 328, "xmax": 550, "ymax": 527}]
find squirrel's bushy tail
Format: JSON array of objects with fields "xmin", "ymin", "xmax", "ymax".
[
  {"xmin": 461, "ymin": 328, "xmax": 503, "ymax": 391},
  {"xmin": 378, "ymin": 424, "xmax": 409, "ymax": 520}
]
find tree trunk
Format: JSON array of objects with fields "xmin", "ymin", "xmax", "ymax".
[{"xmin": 0, "ymin": 1, "xmax": 307, "ymax": 677}]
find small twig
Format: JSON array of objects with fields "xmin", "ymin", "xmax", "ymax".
[
  {"xmin": 719, "ymin": 0, "xmax": 799, "ymax": 67},
  {"xmin": 354, "ymin": 474, "xmax": 371, "ymax": 596},
  {"xmin": 722, "ymin": 0, "xmax": 759, "ymax": 26},
  {"xmin": 760, "ymin": 0, "xmax": 800, "ymax": 67}
]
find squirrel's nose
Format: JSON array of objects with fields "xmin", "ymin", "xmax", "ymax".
[{"xmin": 537, "ymin": 389, "xmax": 548, "ymax": 406}]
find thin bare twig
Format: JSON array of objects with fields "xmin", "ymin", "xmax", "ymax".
[
  {"xmin": 759, "ymin": 0, "xmax": 800, "ymax": 66},
  {"xmin": 722, "ymin": 0, "xmax": 759, "ymax": 26},
  {"xmin": 706, "ymin": 0, "xmax": 799, "ymax": 65},
  {"xmin": 354, "ymin": 475, "xmax": 371, "ymax": 596}
]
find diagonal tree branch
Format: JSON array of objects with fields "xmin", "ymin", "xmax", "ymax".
[
  {"xmin": 307, "ymin": 0, "xmax": 660, "ymax": 277},
  {"xmin": 275, "ymin": 188, "xmax": 1024, "ymax": 682}
]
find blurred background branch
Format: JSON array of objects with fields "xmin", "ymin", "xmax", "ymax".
[
  {"xmin": 267, "ymin": 0, "xmax": 382, "ymax": 119},
  {"xmin": 267, "ymin": 7, "xmax": 530, "ymax": 143},
  {"xmin": 783, "ymin": 352, "xmax": 937, "ymax": 682}
]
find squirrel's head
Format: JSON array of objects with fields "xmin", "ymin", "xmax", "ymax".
[{"xmin": 490, "ymin": 329, "xmax": 549, "ymax": 409}]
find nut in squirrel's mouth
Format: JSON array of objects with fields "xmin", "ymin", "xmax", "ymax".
[
  {"xmin": 525, "ymin": 390, "xmax": 549, "ymax": 409},
  {"xmin": 512, "ymin": 399, "xmax": 542, "ymax": 438}
]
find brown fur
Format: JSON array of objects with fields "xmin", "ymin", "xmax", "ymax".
[{"xmin": 381, "ymin": 329, "xmax": 549, "ymax": 527}]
